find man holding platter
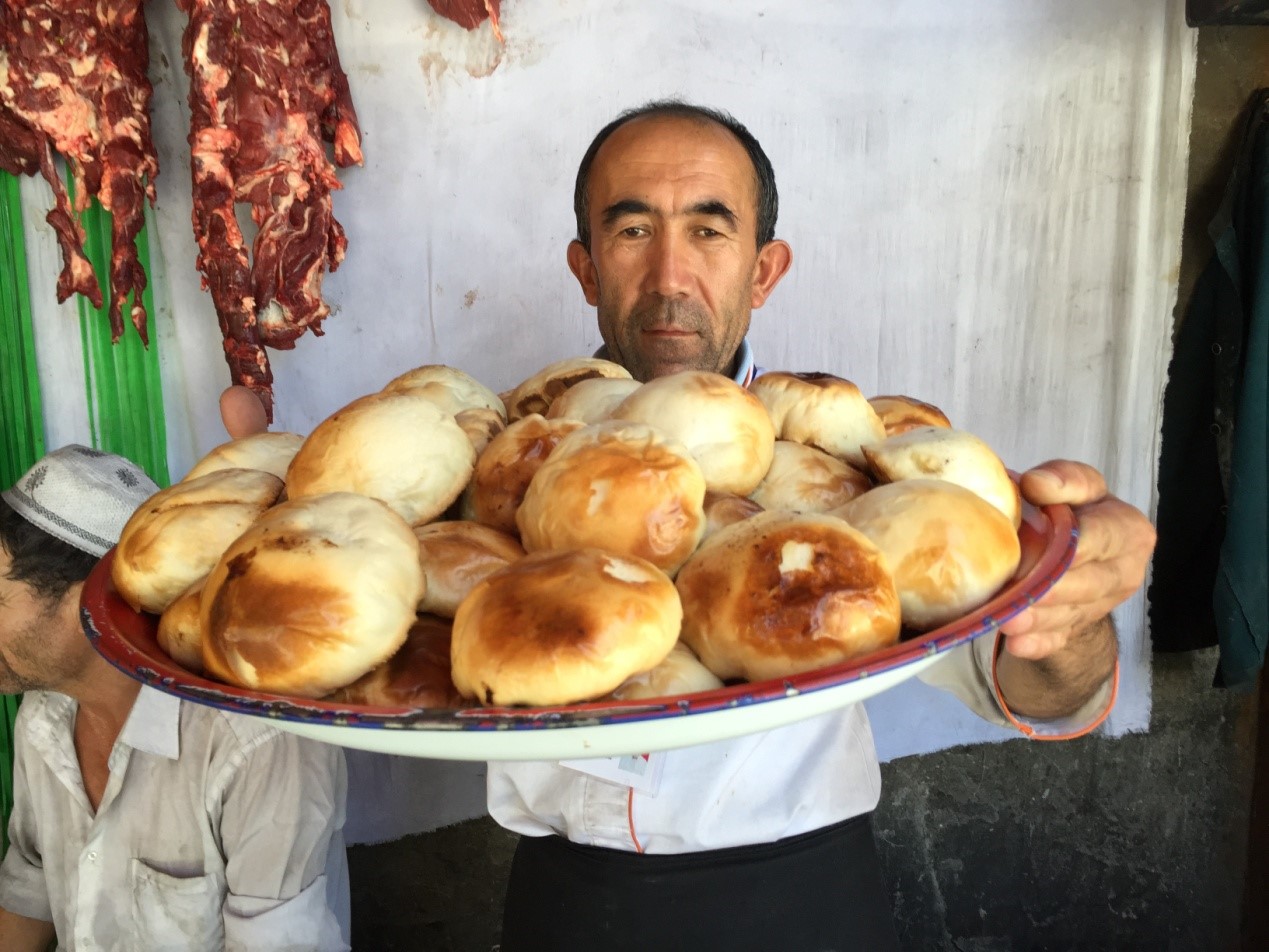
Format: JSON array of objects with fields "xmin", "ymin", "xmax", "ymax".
[
  {"xmin": 218, "ymin": 100, "xmax": 1157, "ymax": 951},
  {"xmin": 0, "ymin": 446, "xmax": 352, "ymax": 951}
]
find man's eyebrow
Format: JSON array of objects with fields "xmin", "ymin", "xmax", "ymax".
[
  {"xmin": 688, "ymin": 200, "xmax": 739, "ymax": 230},
  {"xmin": 601, "ymin": 199, "xmax": 653, "ymax": 226}
]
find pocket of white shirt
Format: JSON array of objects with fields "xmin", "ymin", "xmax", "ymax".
[
  {"xmin": 129, "ymin": 859, "xmax": 226, "ymax": 951},
  {"xmin": 223, "ymin": 873, "xmax": 348, "ymax": 952}
]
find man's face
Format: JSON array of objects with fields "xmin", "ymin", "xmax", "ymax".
[
  {"xmin": 568, "ymin": 115, "xmax": 791, "ymax": 381},
  {"xmin": 0, "ymin": 548, "xmax": 81, "ymax": 695}
]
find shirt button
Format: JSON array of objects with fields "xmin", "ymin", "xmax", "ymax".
[
  {"xmin": 87, "ymin": 851, "xmax": 97, "ymax": 862},
  {"xmin": 1211, "ymin": 343, "xmax": 1222, "ymax": 355}
]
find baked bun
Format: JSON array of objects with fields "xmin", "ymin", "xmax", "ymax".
[
  {"xmin": 676, "ymin": 511, "xmax": 901, "ymax": 681},
  {"xmin": 459, "ymin": 414, "xmax": 583, "ymax": 535},
  {"xmin": 833, "ymin": 480, "xmax": 1021, "ymax": 631},
  {"xmin": 455, "ymin": 408, "xmax": 506, "ymax": 455},
  {"xmin": 748, "ymin": 441, "xmax": 872, "ymax": 514},
  {"xmin": 701, "ymin": 490, "xmax": 765, "ymax": 540},
  {"xmin": 414, "ymin": 520, "xmax": 525, "ymax": 617},
  {"xmin": 610, "ymin": 641, "xmax": 723, "ymax": 700},
  {"xmin": 748, "ymin": 372, "xmax": 885, "ymax": 468},
  {"xmin": 868, "ymin": 394, "xmax": 952, "ymax": 436},
  {"xmin": 325, "ymin": 614, "xmax": 463, "ymax": 708},
  {"xmin": 545, "ymin": 377, "xmax": 642, "ymax": 424},
  {"xmin": 861, "ymin": 426, "xmax": 1021, "ymax": 528},
  {"xmin": 200, "ymin": 492, "xmax": 424, "ymax": 698},
  {"xmin": 112, "ymin": 468, "xmax": 284, "ymax": 614},
  {"xmin": 285, "ymin": 390, "xmax": 476, "ymax": 526},
  {"xmin": 610, "ymin": 370, "xmax": 775, "ymax": 495},
  {"xmin": 504, "ymin": 357, "xmax": 633, "ymax": 421},
  {"xmin": 516, "ymin": 421, "xmax": 706, "ymax": 575},
  {"xmin": 451, "ymin": 548, "xmax": 682, "ymax": 706},
  {"xmin": 381, "ymin": 364, "xmax": 506, "ymax": 419},
  {"xmin": 183, "ymin": 432, "xmax": 305, "ymax": 482},
  {"xmin": 156, "ymin": 577, "xmax": 206, "ymax": 674}
]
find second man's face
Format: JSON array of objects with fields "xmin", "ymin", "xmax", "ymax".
[{"xmin": 568, "ymin": 115, "xmax": 789, "ymax": 382}]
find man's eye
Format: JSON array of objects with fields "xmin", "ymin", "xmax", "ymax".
[
  {"xmin": 696, "ymin": 227, "xmax": 721, "ymax": 238},
  {"xmin": 621, "ymin": 226, "xmax": 646, "ymax": 238}
]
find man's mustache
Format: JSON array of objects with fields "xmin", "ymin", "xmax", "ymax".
[{"xmin": 632, "ymin": 300, "xmax": 709, "ymax": 333}]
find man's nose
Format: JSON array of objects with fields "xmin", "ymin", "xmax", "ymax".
[{"xmin": 645, "ymin": 232, "xmax": 691, "ymax": 297}]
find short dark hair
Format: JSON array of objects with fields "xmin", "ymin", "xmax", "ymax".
[
  {"xmin": 572, "ymin": 99, "xmax": 779, "ymax": 250},
  {"xmin": 0, "ymin": 499, "xmax": 98, "ymax": 604}
]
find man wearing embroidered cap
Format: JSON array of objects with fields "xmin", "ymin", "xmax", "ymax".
[{"xmin": 0, "ymin": 446, "xmax": 352, "ymax": 951}]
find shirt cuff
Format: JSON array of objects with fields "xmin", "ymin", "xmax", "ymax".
[
  {"xmin": 987, "ymin": 630, "xmax": 1119, "ymax": 739},
  {"xmin": 0, "ymin": 848, "xmax": 52, "ymax": 922}
]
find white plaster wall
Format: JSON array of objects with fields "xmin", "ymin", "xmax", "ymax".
[{"xmin": 18, "ymin": 1, "xmax": 1193, "ymax": 811}]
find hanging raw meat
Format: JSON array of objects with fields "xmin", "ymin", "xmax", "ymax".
[
  {"xmin": 427, "ymin": 0, "xmax": 504, "ymax": 41},
  {"xmin": 178, "ymin": 0, "xmax": 362, "ymax": 422},
  {"xmin": 0, "ymin": 0, "xmax": 158, "ymax": 344}
]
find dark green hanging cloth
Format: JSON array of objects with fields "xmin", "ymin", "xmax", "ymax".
[{"xmin": 1150, "ymin": 89, "xmax": 1269, "ymax": 689}]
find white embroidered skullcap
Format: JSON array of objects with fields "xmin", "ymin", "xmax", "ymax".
[{"xmin": 2, "ymin": 445, "xmax": 159, "ymax": 557}]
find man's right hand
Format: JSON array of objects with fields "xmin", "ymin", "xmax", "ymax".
[{"xmin": 220, "ymin": 386, "xmax": 270, "ymax": 438}]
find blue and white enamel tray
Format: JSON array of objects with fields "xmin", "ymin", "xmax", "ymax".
[{"xmin": 81, "ymin": 498, "xmax": 1076, "ymax": 761}]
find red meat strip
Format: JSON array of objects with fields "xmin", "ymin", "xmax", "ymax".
[
  {"xmin": 427, "ymin": 0, "xmax": 504, "ymax": 41},
  {"xmin": 178, "ymin": 0, "xmax": 363, "ymax": 421},
  {"xmin": 0, "ymin": 0, "xmax": 158, "ymax": 343}
]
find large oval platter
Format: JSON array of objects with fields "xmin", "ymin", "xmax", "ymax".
[{"xmin": 81, "ymin": 498, "xmax": 1077, "ymax": 760}]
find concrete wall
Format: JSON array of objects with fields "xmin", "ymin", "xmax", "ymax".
[{"xmin": 345, "ymin": 25, "xmax": 1266, "ymax": 952}]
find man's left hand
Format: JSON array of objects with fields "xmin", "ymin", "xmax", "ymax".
[{"xmin": 999, "ymin": 459, "xmax": 1157, "ymax": 661}]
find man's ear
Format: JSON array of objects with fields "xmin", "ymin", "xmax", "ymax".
[
  {"xmin": 567, "ymin": 240, "xmax": 601, "ymax": 307},
  {"xmin": 751, "ymin": 239, "xmax": 793, "ymax": 309}
]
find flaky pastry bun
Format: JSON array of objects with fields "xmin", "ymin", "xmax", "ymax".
[
  {"xmin": 451, "ymin": 548, "xmax": 682, "ymax": 706},
  {"xmin": 285, "ymin": 390, "xmax": 476, "ymax": 526},
  {"xmin": 504, "ymin": 357, "xmax": 633, "ymax": 421},
  {"xmin": 676, "ymin": 511, "xmax": 901, "ymax": 681},
  {"xmin": 748, "ymin": 441, "xmax": 872, "ymax": 514},
  {"xmin": 545, "ymin": 377, "xmax": 642, "ymax": 424},
  {"xmin": 747, "ymin": 371, "xmax": 885, "ymax": 468},
  {"xmin": 833, "ymin": 480, "xmax": 1021, "ymax": 631},
  {"xmin": 516, "ymin": 421, "xmax": 706, "ymax": 575},
  {"xmin": 157, "ymin": 577, "xmax": 207, "ymax": 674},
  {"xmin": 610, "ymin": 641, "xmax": 723, "ymax": 701},
  {"xmin": 381, "ymin": 364, "xmax": 507, "ymax": 420},
  {"xmin": 860, "ymin": 426, "xmax": 1021, "ymax": 528},
  {"xmin": 112, "ymin": 468, "xmax": 284, "ymax": 614},
  {"xmin": 867, "ymin": 394, "xmax": 952, "ymax": 436},
  {"xmin": 325, "ymin": 614, "xmax": 463, "ymax": 708},
  {"xmin": 701, "ymin": 490, "xmax": 765, "ymax": 541},
  {"xmin": 182, "ymin": 432, "xmax": 305, "ymax": 482},
  {"xmin": 414, "ymin": 520, "xmax": 525, "ymax": 618},
  {"xmin": 455, "ymin": 408, "xmax": 506, "ymax": 455},
  {"xmin": 459, "ymin": 414, "xmax": 583, "ymax": 535},
  {"xmin": 200, "ymin": 492, "xmax": 425, "ymax": 698},
  {"xmin": 610, "ymin": 370, "xmax": 775, "ymax": 495}
]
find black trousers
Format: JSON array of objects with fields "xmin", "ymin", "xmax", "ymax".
[{"xmin": 499, "ymin": 814, "xmax": 902, "ymax": 952}]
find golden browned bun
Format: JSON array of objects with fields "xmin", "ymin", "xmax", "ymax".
[
  {"xmin": 748, "ymin": 441, "xmax": 872, "ymax": 514},
  {"xmin": 451, "ymin": 548, "xmax": 681, "ymax": 706},
  {"xmin": 545, "ymin": 377, "xmax": 642, "ymax": 424},
  {"xmin": 861, "ymin": 426, "xmax": 1021, "ymax": 528},
  {"xmin": 455, "ymin": 407, "xmax": 506, "ymax": 455},
  {"xmin": 610, "ymin": 641, "xmax": 723, "ymax": 700},
  {"xmin": 325, "ymin": 614, "xmax": 463, "ymax": 708},
  {"xmin": 504, "ymin": 357, "xmax": 633, "ymax": 421},
  {"xmin": 676, "ymin": 511, "xmax": 901, "ymax": 681},
  {"xmin": 183, "ymin": 432, "xmax": 306, "ymax": 482},
  {"xmin": 285, "ymin": 390, "xmax": 476, "ymax": 526},
  {"xmin": 610, "ymin": 371, "xmax": 775, "ymax": 495},
  {"xmin": 867, "ymin": 394, "xmax": 952, "ymax": 436},
  {"xmin": 200, "ymin": 492, "xmax": 425, "ymax": 698},
  {"xmin": 156, "ymin": 577, "xmax": 206, "ymax": 674},
  {"xmin": 516, "ymin": 421, "xmax": 706, "ymax": 576},
  {"xmin": 747, "ymin": 372, "xmax": 885, "ymax": 468},
  {"xmin": 458, "ymin": 414, "xmax": 584, "ymax": 535},
  {"xmin": 381, "ymin": 364, "xmax": 507, "ymax": 420},
  {"xmin": 414, "ymin": 520, "xmax": 525, "ymax": 618},
  {"xmin": 112, "ymin": 468, "xmax": 284, "ymax": 614},
  {"xmin": 833, "ymin": 480, "xmax": 1021, "ymax": 631},
  {"xmin": 701, "ymin": 490, "xmax": 765, "ymax": 540}
]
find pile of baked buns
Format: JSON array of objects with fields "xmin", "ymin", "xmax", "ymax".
[{"xmin": 110, "ymin": 360, "xmax": 1024, "ymax": 708}]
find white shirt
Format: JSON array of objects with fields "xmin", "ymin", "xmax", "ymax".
[
  {"xmin": 490, "ymin": 343, "xmax": 1117, "ymax": 854},
  {"xmin": 0, "ymin": 687, "xmax": 351, "ymax": 952}
]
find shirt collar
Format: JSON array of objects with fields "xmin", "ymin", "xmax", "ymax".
[
  {"xmin": 591, "ymin": 337, "xmax": 756, "ymax": 386},
  {"xmin": 117, "ymin": 686, "xmax": 182, "ymax": 760}
]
